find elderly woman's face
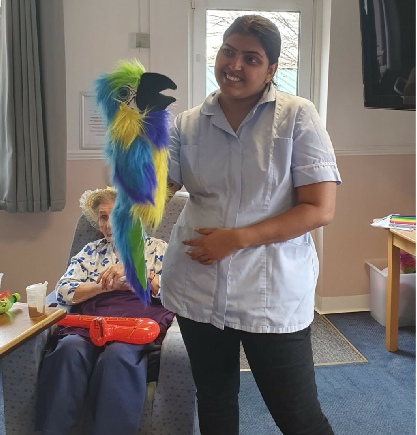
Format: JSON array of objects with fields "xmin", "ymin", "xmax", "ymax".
[{"xmin": 97, "ymin": 200, "xmax": 115, "ymax": 242}]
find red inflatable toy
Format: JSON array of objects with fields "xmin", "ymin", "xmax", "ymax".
[{"xmin": 56, "ymin": 315, "xmax": 160, "ymax": 346}]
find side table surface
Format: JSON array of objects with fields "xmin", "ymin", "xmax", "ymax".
[{"xmin": 0, "ymin": 302, "xmax": 66, "ymax": 358}]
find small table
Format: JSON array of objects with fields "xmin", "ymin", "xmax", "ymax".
[
  {"xmin": 0, "ymin": 302, "xmax": 66, "ymax": 358},
  {"xmin": 386, "ymin": 228, "xmax": 416, "ymax": 352}
]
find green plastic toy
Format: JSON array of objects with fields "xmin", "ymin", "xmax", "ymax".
[{"xmin": 0, "ymin": 291, "xmax": 21, "ymax": 314}]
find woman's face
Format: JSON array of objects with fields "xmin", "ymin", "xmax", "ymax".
[
  {"xmin": 97, "ymin": 200, "xmax": 115, "ymax": 242},
  {"xmin": 214, "ymin": 32, "xmax": 278, "ymax": 104}
]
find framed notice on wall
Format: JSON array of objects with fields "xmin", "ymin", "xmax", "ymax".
[{"xmin": 80, "ymin": 92, "xmax": 107, "ymax": 150}]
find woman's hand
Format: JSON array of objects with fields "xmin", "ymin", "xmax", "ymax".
[
  {"xmin": 148, "ymin": 271, "xmax": 161, "ymax": 296},
  {"xmin": 183, "ymin": 228, "xmax": 241, "ymax": 265},
  {"xmin": 72, "ymin": 265, "xmax": 131, "ymax": 303},
  {"xmin": 97, "ymin": 264, "xmax": 132, "ymax": 291}
]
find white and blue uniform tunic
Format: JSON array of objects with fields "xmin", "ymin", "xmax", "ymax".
[{"xmin": 161, "ymin": 86, "xmax": 342, "ymax": 333}]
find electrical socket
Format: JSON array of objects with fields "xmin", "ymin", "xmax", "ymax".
[{"xmin": 136, "ymin": 33, "xmax": 150, "ymax": 49}]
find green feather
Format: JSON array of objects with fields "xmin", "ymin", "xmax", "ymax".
[
  {"xmin": 108, "ymin": 59, "xmax": 145, "ymax": 94},
  {"xmin": 128, "ymin": 219, "xmax": 147, "ymax": 291}
]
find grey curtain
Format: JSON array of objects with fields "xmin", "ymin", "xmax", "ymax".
[{"xmin": 0, "ymin": 0, "xmax": 67, "ymax": 212}]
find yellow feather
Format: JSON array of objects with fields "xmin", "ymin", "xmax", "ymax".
[
  {"xmin": 153, "ymin": 147, "xmax": 169, "ymax": 219},
  {"xmin": 130, "ymin": 148, "xmax": 169, "ymax": 230},
  {"xmin": 109, "ymin": 103, "xmax": 146, "ymax": 149}
]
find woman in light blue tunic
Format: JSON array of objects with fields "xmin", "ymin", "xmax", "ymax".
[{"xmin": 161, "ymin": 15, "xmax": 341, "ymax": 435}]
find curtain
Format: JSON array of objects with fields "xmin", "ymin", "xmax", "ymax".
[{"xmin": 0, "ymin": 0, "xmax": 66, "ymax": 212}]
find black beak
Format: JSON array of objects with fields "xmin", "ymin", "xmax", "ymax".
[{"xmin": 135, "ymin": 72, "xmax": 177, "ymax": 112}]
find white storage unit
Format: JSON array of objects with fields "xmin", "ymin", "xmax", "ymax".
[{"xmin": 365, "ymin": 258, "xmax": 416, "ymax": 327}]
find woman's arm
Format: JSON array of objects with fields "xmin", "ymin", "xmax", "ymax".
[
  {"xmin": 183, "ymin": 181, "xmax": 337, "ymax": 264},
  {"xmin": 146, "ymin": 237, "xmax": 168, "ymax": 297},
  {"xmin": 56, "ymin": 261, "xmax": 108, "ymax": 305},
  {"xmin": 148, "ymin": 271, "xmax": 160, "ymax": 297},
  {"xmin": 237, "ymin": 181, "xmax": 337, "ymax": 247},
  {"xmin": 71, "ymin": 281, "xmax": 105, "ymax": 304},
  {"xmin": 56, "ymin": 242, "xmax": 131, "ymax": 305},
  {"xmin": 55, "ymin": 252, "xmax": 98, "ymax": 305},
  {"xmin": 70, "ymin": 264, "xmax": 132, "ymax": 304}
]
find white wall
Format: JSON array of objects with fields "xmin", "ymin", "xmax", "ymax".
[
  {"xmin": 65, "ymin": 0, "xmax": 193, "ymax": 160},
  {"xmin": 65, "ymin": 0, "xmax": 147, "ymax": 159},
  {"xmin": 148, "ymin": 0, "xmax": 192, "ymax": 115},
  {"xmin": 326, "ymin": 0, "xmax": 415, "ymax": 156}
]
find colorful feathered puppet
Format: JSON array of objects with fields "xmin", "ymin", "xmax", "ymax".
[{"xmin": 95, "ymin": 59, "xmax": 176, "ymax": 304}]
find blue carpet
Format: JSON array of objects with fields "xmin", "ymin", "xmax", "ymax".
[{"xmin": 239, "ymin": 312, "xmax": 415, "ymax": 435}]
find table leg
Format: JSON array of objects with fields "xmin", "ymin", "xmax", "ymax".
[{"xmin": 386, "ymin": 232, "xmax": 401, "ymax": 351}]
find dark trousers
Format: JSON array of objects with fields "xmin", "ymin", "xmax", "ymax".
[
  {"xmin": 177, "ymin": 316, "xmax": 334, "ymax": 435},
  {"xmin": 35, "ymin": 334, "xmax": 148, "ymax": 435}
]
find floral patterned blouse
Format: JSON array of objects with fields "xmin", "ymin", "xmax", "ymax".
[{"xmin": 56, "ymin": 236, "xmax": 167, "ymax": 305}]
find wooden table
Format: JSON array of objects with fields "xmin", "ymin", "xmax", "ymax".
[
  {"xmin": 386, "ymin": 228, "xmax": 416, "ymax": 351},
  {"xmin": 0, "ymin": 302, "xmax": 66, "ymax": 358}
]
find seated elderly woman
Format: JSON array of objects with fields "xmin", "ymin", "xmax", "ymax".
[{"xmin": 35, "ymin": 187, "xmax": 175, "ymax": 435}]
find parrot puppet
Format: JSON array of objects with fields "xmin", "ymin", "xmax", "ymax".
[{"xmin": 95, "ymin": 59, "xmax": 177, "ymax": 304}]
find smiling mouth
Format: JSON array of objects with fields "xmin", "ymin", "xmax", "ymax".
[{"xmin": 225, "ymin": 73, "xmax": 243, "ymax": 83}]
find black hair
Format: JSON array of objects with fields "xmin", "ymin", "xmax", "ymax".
[{"xmin": 223, "ymin": 15, "xmax": 281, "ymax": 65}]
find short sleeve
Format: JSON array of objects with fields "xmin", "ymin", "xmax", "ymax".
[
  {"xmin": 291, "ymin": 101, "xmax": 342, "ymax": 187},
  {"xmin": 55, "ymin": 243, "xmax": 93, "ymax": 305},
  {"xmin": 145, "ymin": 237, "xmax": 168, "ymax": 275}
]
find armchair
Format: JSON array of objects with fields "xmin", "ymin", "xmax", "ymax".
[{"xmin": 0, "ymin": 192, "xmax": 200, "ymax": 435}]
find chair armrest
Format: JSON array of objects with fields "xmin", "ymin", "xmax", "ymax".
[
  {"xmin": 150, "ymin": 317, "xmax": 199, "ymax": 435},
  {"xmin": 46, "ymin": 291, "xmax": 71, "ymax": 313}
]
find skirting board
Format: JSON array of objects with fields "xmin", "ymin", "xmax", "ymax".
[{"xmin": 315, "ymin": 294, "xmax": 371, "ymax": 315}]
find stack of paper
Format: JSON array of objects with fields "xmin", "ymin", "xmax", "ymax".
[
  {"xmin": 371, "ymin": 214, "xmax": 416, "ymax": 231},
  {"xmin": 389, "ymin": 215, "xmax": 416, "ymax": 230}
]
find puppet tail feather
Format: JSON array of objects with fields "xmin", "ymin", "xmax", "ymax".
[
  {"xmin": 113, "ymin": 199, "xmax": 149, "ymax": 305},
  {"xmin": 125, "ymin": 218, "xmax": 149, "ymax": 304}
]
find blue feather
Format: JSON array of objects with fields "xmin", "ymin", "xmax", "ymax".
[
  {"xmin": 111, "ymin": 137, "xmax": 156, "ymax": 204},
  {"xmin": 95, "ymin": 77, "xmax": 119, "ymax": 123},
  {"xmin": 144, "ymin": 110, "xmax": 172, "ymax": 149}
]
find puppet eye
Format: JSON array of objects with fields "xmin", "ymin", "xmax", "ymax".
[{"xmin": 118, "ymin": 86, "xmax": 135, "ymax": 103}]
